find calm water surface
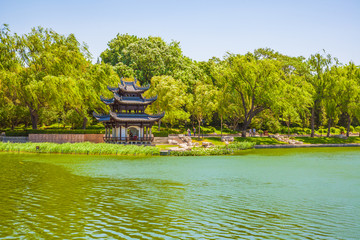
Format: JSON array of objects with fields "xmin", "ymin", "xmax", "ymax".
[{"xmin": 0, "ymin": 147, "xmax": 359, "ymax": 239}]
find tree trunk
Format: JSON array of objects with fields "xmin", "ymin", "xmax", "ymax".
[
  {"xmin": 198, "ymin": 120, "xmax": 201, "ymax": 140},
  {"xmin": 327, "ymin": 117, "xmax": 332, "ymax": 137},
  {"xmin": 287, "ymin": 117, "xmax": 291, "ymax": 137},
  {"xmin": 29, "ymin": 107, "xmax": 38, "ymax": 130},
  {"xmin": 158, "ymin": 119, "xmax": 161, "ymax": 131},
  {"xmin": 346, "ymin": 115, "xmax": 351, "ymax": 137},
  {"xmin": 241, "ymin": 121, "xmax": 249, "ymax": 138},
  {"xmin": 310, "ymin": 107, "xmax": 315, "ymax": 137},
  {"xmin": 82, "ymin": 116, "xmax": 88, "ymax": 129},
  {"xmin": 220, "ymin": 115, "xmax": 223, "ymax": 137}
]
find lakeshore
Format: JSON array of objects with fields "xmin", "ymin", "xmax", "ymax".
[{"xmin": 1, "ymin": 136, "xmax": 360, "ymax": 156}]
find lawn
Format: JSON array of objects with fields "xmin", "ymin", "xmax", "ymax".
[
  {"xmin": 234, "ymin": 137, "xmax": 287, "ymax": 145},
  {"xmin": 190, "ymin": 136, "xmax": 288, "ymax": 145},
  {"xmin": 293, "ymin": 137, "xmax": 360, "ymax": 144},
  {"xmin": 191, "ymin": 137, "xmax": 226, "ymax": 146},
  {"xmin": 155, "ymin": 144, "xmax": 179, "ymax": 150}
]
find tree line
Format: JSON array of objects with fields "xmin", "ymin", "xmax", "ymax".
[{"xmin": 1, "ymin": 25, "xmax": 360, "ymax": 137}]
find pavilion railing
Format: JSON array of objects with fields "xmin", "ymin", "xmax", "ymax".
[{"xmin": 103, "ymin": 136, "xmax": 154, "ymax": 142}]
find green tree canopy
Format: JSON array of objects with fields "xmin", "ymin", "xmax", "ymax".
[{"xmin": 101, "ymin": 34, "xmax": 186, "ymax": 84}]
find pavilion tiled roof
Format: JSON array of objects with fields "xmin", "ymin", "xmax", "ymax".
[
  {"xmin": 100, "ymin": 94, "xmax": 157, "ymax": 105},
  {"xmin": 100, "ymin": 96, "xmax": 115, "ymax": 104},
  {"xmin": 113, "ymin": 93, "xmax": 157, "ymax": 105},
  {"xmin": 95, "ymin": 78, "xmax": 164, "ymax": 126},
  {"xmin": 93, "ymin": 111, "xmax": 165, "ymax": 123},
  {"xmin": 107, "ymin": 78, "xmax": 150, "ymax": 93}
]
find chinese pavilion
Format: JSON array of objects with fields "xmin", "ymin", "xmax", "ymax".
[{"xmin": 93, "ymin": 78, "xmax": 164, "ymax": 145}]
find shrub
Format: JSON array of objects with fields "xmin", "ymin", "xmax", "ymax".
[
  {"xmin": 330, "ymin": 127, "xmax": 337, "ymax": 134},
  {"xmin": 304, "ymin": 128, "xmax": 311, "ymax": 134},
  {"xmin": 222, "ymin": 126, "xmax": 237, "ymax": 134},
  {"xmin": 170, "ymin": 141, "xmax": 255, "ymax": 156},
  {"xmin": 339, "ymin": 127, "xmax": 346, "ymax": 133},
  {"xmin": 292, "ymin": 127, "xmax": 303, "ymax": 134},
  {"xmin": 355, "ymin": 126, "xmax": 360, "ymax": 133},
  {"xmin": 200, "ymin": 126, "xmax": 216, "ymax": 134},
  {"xmin": 349, "ymin": 125, "xmax": 355, "ymax": 133},
  {"xmin": 318, "ymin": 127, "xmax": 326, "ymax": 135},
  {"xmin": 280, "ymin": 126, "xmax": 288, "ymax": 134}
]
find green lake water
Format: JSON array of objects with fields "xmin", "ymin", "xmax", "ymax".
[{"xmin": 0, "ymin": 147, "xmax": 359, "ymax": 239}]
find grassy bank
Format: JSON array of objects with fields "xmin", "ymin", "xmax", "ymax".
[
  {"xmin": 293, "ymin": 137, "xmax": 360, "ymax": 144},
  {"xmin": 0, "ymin": 142, "xmax": 159, "ymax": 156},
  {"xmin": 170, "ymin": 141, "xmax": 256, "ymax": 156},
  {"xmin": 191, "ymin": 136, "xmax": 360, "ymax": 145},
  {"xmin": 234, "ymin": 137, "xmax": 287, "ymax": 145}
]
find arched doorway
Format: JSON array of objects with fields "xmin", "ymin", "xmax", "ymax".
[{"xmin": 128, "ymin": 126, "xmax": 140, "ymax": 140}]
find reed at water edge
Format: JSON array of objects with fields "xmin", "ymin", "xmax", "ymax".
[{"xmin": 0, "ymin": 142, "xmax": 160, "ymax": 156}]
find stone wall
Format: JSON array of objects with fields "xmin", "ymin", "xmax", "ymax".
[
  {"xmin": 29, "ymin": 134, "xmax": 104, "ymax": 144},
  {"xmin": 84, "ymin": 134, "xmax": 104, "ymax": 143},
  {"xmin": 1, "ymin": 136, "xmax": 29, "ymax": 143}
]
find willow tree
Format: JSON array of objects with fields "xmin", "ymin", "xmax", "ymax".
[
  {"xmin": 145, "ymin": 75, "xmax": 189, "ymax": 129},
  {"xmin": 337, "ymin": 62, "xmax": 360, "ymax": 137},
  {"xmin": 223, "ymin": 53, "xmax": 285, "ymax": 137},
  {"xmin": 278, "ymin": 75, "xmax": 312, "ymax": 136},
  {"xmin": 307, "ymin": 52, "xmax": 336, "ymax": 137},
  {"xmin": 0, "ymin": 24, "xmax": 25, "ymax": 128},
  {"xmin": 187, "ymin": 81, "xmax": 218, "ymax": 138},
  {"xmin": 5, "ymin": 26, "xmax": 91, "ymax": 129},
  {"xmin": 323, "ymin": 66, "xmax": 342, "ymax": 137}
]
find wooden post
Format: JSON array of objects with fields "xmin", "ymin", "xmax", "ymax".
[
  {"xmin": 149, "ymin": 126, "xmax": 152, "ymax": 141},
  {"xmin": 120, "ymin": 125, "xmax": 122, "ymax": 141},
  {"xmin": 125, "ymin": 123, "xmax": 128, "ymax": 142}
]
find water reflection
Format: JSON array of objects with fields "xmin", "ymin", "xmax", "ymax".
[{"xmin": 0, "ymin": 150, "xmax": 359, "ymax": 239}]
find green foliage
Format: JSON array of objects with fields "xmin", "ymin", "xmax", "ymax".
[
  {"xmin": 221, "ymin": 52, "xmax": 296, "ymax": 137},
  {"xmin": 226, "ymin": 141, "xmax": 256, "ymax": 150},
  {"xmin": 187, "ymin": 81, "xmax": 218, "ymax": 135},
  {"xmin": 0, "ymin": 142, "xmax": 159, "ymax": 155},
  {"xmin": 146, "ymin": 75, "xmax": 189, "ymax": 126},
  {"xmin": 170, "ymin": 142, "xmax": 254, "ymax": 156},
  {"xmin": 1, "ymin": 25, "xmax": 360, "ymax": 138},
  {"xmin": 349, "ymin": 125, "xmax": 355, "ymax": 133},
  {"xmin": 355, "ymin": 126, "xmax": 360, "ymax": 133},
  {"xmin": 200, "ymin": 126, "xmax": 216, "ymax": 134},
  {"xmin": 151, "ymin": 125, "xmax": 184, "ymax": 137},
  {"xmin": 101, "ymin": 34, "xmax": 185, "ymax": 84},
  {"xmin": 330, "ymin": 127, "xmax": 336, "ymax": 134}
]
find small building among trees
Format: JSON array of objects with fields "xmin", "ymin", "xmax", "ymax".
[{"xmin": 93, "ymin": 78, "xmax": 164, "ymax": 144}]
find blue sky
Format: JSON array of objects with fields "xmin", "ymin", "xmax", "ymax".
[{"xmin": 1, "ymin": 0, "xmax": 359, "ymax": 64}]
